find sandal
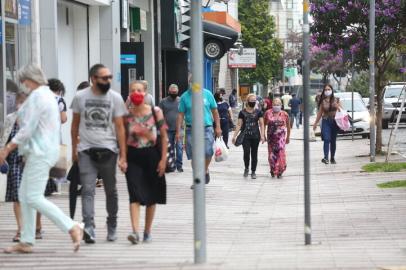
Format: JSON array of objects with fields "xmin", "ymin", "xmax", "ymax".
[
  {"xmin": 4, "ymin": 243, "xmax": 33, "ymax": 254},
  {"xmin": 35, "ymin": 229, "xmax": 43, "ymax": 239},
  {"xmin": 69, "ymin": 223, "xmax": 84, "ymax": 252},
  {"xmin": 12, "ymin": 232, "xmax": 20, "ymax": 242}
]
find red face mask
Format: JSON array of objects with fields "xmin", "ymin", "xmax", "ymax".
[{"xmin": 130, "ymin": 92, "xmax": 144, "ymax": 106}]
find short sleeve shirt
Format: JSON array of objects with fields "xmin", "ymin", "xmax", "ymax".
[
  {"xmin": 238, "ymin": 109, "xmax": 263, "ymax": 139},
  {"xmin": 70, "ymin": 87, "xmax": 128, "ymax": 153},
  {"xmin": 217, "ymin": 101, "xmax": 230, "ymax": 120},
  {"xmin": 179, "ymin": 89, "xmax": 217, "ymax": 126},
  {"xmin": 125, "ymin": 106, "xmax": 167, "ymax": 148}
]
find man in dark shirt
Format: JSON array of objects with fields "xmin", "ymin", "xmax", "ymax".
[
  {"xmin": 159, "ymin": 84, "xmax": 183, "ymax": 172},
  {"xmin": 289, "ymin": 93, "xmax": 301, "ymax": 129}
]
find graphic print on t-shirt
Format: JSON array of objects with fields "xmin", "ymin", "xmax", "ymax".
[{"xmin": 84, "ymin": 99, "xmax": 111, "ymax": 130}]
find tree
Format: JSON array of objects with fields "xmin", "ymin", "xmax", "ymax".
[
  {"xmin": 238, "ymin": 0, "xmax": 283, "ymax": 86},
  {"xmin": 310, "ymin": 0, "xmax": 406, "ymax": 153}
]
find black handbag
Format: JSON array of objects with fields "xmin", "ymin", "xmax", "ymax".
[
  {"xmin": 151, "ymin": 107, "xmax": 176, "ymax": 173},
  {"xmin": 234, "ymin": 110, "xmax": 247, "ymax": 147}
]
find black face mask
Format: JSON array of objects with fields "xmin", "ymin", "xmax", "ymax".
[
  {"xmin": 97, "ymin": 82, "xmax": 111, "ymax": 94},
  {"xmin": 169, "ymin": 93, "xmax": 178, "ymax": 99},
  {"xmin": 247, "ymin": 101, "xmax": 256, "ymax": 108}
]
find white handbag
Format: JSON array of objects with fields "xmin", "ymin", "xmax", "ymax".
[{"xmin": 0, "ymin": 173, "xmax": 7, "ymax": 202}]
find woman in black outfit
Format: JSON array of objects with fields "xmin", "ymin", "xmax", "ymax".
[{"xmin": 232, "ymin": 94, "xmax": 265, "ymax": 179}]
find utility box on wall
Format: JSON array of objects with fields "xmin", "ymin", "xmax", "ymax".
[{"xmin": 120, "ymin": 42, "xmax": 145, "ymax": 101}]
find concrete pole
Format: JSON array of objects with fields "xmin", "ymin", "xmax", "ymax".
[
  {"xmin": 303, "ymin": 0, "xmax": 311, "ymax": 245},
  {"xmin": 190, "ymin": 0, "xmax": 207, "ymax": 264},
  {"xmin": 369, "ymin": 0, "xmax": 376, "ymax": 162}
]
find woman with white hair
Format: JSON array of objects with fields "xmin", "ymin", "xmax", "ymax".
[{"xmin": 0, "ymin": 64, "xmax": 83, "ymax": 253}]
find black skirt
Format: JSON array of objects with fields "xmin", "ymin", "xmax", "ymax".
[{"xmin": 126, "ymin": 146, "xmax": 166, "ymax": 206}]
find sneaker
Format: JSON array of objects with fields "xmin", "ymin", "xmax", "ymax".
[
  {"xmin": 83, "ymin": 227, "xmax": 96, "ymax": 244},
  {"xmin": 127, "ymin": 232, "xmax": 140, "ymax": 245},
  {"xmin": 321, "ymin": 158, "xmax": 329, "ymax": 164},
  {"xmin": 205, "ymin": 172, "xmax": 210, "ymax": 184},
  {"xmin": 243, "ymin": 169, "xmax": 249, "ymax": 177},
  {"xmin": 143, "ymin": 232, "xmax": 152, "ymax": 243},
  {"xmin": 107, "ymin": 226, "xmax": 117, "ymax": 242},
  {"xmin": 177, "ymin": 167, "xmax": 184, "ymax": 173},
  {"xmin": 330, "ymin": 159, "xmax": 336, "ymax": 164},
  {"xmin": 251, "ymin": 172, "xmax": 257, "ymax": 179}
]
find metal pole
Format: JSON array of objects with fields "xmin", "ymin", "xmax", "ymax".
[
  {"xmin": 303, "ymin": 0, "xmax": 311, "ymax": 245},
  {"xmin": 351, "ymin": 53, "xmax": 355, "ymax": 141},
  {"xmin": 190, "ymin": 0, "xmax": 207, "ymax": 264},
  {"xmin": 369, "ymin": 0, "xmax": 376, "ymax": 162},
  {"xmin": 385, "ymin": 85, "xmax": 406, "ymax": 162}
]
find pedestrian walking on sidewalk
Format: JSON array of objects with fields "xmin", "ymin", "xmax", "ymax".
[
  {"xmin": 232, "ymin": 94, "xmax": 265, "ymax": 179},
  {"xmin": 0, "ymin": 92, "xmax": 27, "ymax": 243},
  {"xmin": 313, "ymin": 84, "xmax": 341, "ymax": 164},
  {"xmin": 71, "ymin": 64, "xmax": 127, "ymax": 244},
  {"xmin": 214, "ymin": 91, "xmax": 233, "ymax": 148},
  {"xmin": 124, "ymin": 81, "xmax": 168, "ymax": 244},
  {"xmin": 264, "ymin": 98, "xmax": 291, "ymax": 178},
  {"xmin": 176, "ymin": 77, "xmax": 222, "ymax": 185},
  {"xmin": 159, "ymin": 84, "xmax": 183, "ymax": 172},
  {"xmin": 288, "ymin": 93, "xmax": 301, "ymax": 129},
  {"xmin": 281, "ymin": 91, "xmax": 292, "ymax": 117},
  {"xmin": 0, "ymin": 64, "xmax": 83, "ymax": 254}
]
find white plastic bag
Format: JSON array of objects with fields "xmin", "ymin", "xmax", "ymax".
[
  {"xmin": 214, "ymin": 137, "xmax": 229, "ymax": 162},
  {"xmin": 310, "ymin": 129, "xmax": 317, "ymax": 142},
  {"xmin": 335, "ymin": 109, "xmax": 351, "ymax": 131},
  {"xmin": 0, "ymin": 173, "xmax": 7, "ymax": 202}
]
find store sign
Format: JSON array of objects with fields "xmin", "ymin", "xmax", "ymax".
[
  {"xmin": 120, "ymin": 54, "xmax": 137, "ymax": 64},
  {"xmin": 228, "ymin": 48, "xmax": 257, "ymax": 69},
  {"xmin": 18, "ymin": 0, "xmax": 31, "ymax": 25},
  {"xmin": 5, "ymin": 0, "xmax": 18, "ymax": 20},
  {"xmin": 139, "ymin": 9, "xmax": 147, "ymax": 31}
]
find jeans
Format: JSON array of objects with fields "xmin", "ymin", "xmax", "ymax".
[
  {"xmin": 167, "ymin": 130, "xmax": 183, "ymax": 169},
  {"xmin": 291, "ymin": 111, "xmax": 300, "ymax": 128},
  {"xmin": 242, "ymin": 137, "xmax": 260, "ymax": 172},
  {"xmin": 321, "ymin": 118, "xmax": 338, "ymax": 160},
  {"xmin": 78, "ymin": 151, "xmax": 118, "ymax": 233},
  {"xmin": 19, "ymin": 156, "xmax": 75, "ymax": 244},
  {"xmin": 220, "ymin": 119, "xmax": 230, "ymax": 147},
  {"xmin": 185, "ymin": 126, "xmax": 215, "ymax": 160}
]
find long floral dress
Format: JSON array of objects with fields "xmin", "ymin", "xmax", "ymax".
[{"xmin": 264, "ymin": 110, "xmax": 289, "ymax": 176}]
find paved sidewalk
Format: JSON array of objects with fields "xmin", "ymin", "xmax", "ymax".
[{"xmin": 1, "ymin": 128, "xmax": 405, "ymax": 270}]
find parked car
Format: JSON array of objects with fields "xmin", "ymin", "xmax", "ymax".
[
  {"xmin": 335, "ymin": 92, "xmax": 371, "ymax": 138},
  {"xmin": 382, "ymin": 82, "xmax": 406, "ymax": 129}
]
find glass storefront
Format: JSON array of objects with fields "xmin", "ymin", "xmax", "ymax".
[{"xmin": 0, "ymin": 0, "xmax": 33, "ymax": 126}]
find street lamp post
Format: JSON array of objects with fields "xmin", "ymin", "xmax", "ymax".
[
  {"xmin": 303, "ymin": 0, "xmax": 311, "ymax": 245},
  {"xmin": 190, "ymin": 0, "xmax": 207, "ymax": 264}
]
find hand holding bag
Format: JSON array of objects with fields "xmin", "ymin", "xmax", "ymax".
[
  {"xmin": 214, "ymin": 137, "xmax": 229, "ymax": 162},
  {"xmin": 335, "ymin": 109, "xmax": 351, "ymax": 132}
]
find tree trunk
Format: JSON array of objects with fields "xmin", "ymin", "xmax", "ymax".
[{"xmin": 375, "ymin": 74, "xmax": 385, "ymax": 154}]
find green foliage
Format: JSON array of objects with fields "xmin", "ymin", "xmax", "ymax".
[
  {"xmin": 362, "ymin": 162, "xmax": 406, "ymax": 172},
  {"xmin": 347, "ymin": 71, "xmax": 369, "ymax": 97},
  {"xmin": 238, "ymin": 0, "xmax": 283, "ymax": 86},
  {"xmin": 377, "ymin": 180, "xmax": 406, "ymax": 188}
]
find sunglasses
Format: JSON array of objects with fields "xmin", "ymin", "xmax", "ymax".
[{"xmin": 95, "ymin": 75, "xmax": 113, "ymax": 81}]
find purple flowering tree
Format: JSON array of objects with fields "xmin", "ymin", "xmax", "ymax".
[{"xmin": 310, "ymin": 0, "xmax": 406, "ymax": 153}]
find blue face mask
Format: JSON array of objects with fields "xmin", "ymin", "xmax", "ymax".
[{"xmin": 273, "ymin": 106, "xmax": 282, "ymax": 112}]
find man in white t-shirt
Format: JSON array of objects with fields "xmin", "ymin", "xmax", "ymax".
[{"xmin": 281, "ymin": 92, "xmax": 293, "ymax": 116}]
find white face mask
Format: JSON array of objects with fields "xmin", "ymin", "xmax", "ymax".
[
  {"xmin": 20, "ymin": 84, "xmax": 32, "ymax": 95},
  {"xmin": 273, "ymin": 105, "xmax": 282, "ymax": 112},
  {"xmin": 324, "ymin": 90, "xmax": 332, "ymax": 97}
]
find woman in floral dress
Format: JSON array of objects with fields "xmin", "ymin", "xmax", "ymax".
[{"xmin": 264, "ymin": 98, "xmax": 291, "ymax": 178}]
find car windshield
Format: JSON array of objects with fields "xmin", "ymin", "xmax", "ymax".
[
  {"xmin": 385, "ymin": 86, "xmax": 405, "ymax": 98},
  {"xmin": 340, "ymin": 99, "xmax": 367, "ymax": 112}
]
